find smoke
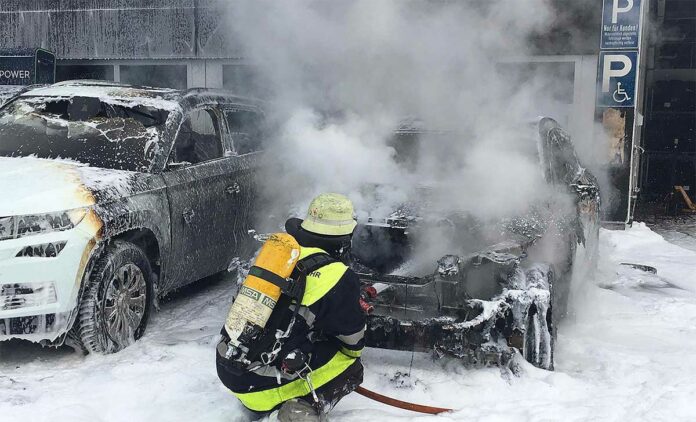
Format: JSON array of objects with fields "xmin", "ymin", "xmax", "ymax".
[{"xmin": 226, "ymin": 1, "xmax": 584, "ymax": 236}]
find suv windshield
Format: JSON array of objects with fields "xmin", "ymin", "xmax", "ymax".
[{"xmin": 0, "ymin": 96, "xmax": 169, "ymax": 171}]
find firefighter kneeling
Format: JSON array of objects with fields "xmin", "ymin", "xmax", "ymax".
[{"xmin": 216, "ymin": 193, "xmax": 365, "ymax": 421}]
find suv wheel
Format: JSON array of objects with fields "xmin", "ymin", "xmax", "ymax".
[{"xmin": 78, "ymin": 240, "xmax": 153, "ymax": 354}]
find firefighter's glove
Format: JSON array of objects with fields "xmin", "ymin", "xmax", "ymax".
[{"xmin": 281, "ymin": 349, "xmax": 309, "ymax": 375}]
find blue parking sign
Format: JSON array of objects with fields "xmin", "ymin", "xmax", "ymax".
[
  {"xmin": 597, "ymin": 51, "xmax": 638, "ymax": 108},
  {"xmin": 601, "ymin": 0, "xmax": 642, "ymax": 49}
]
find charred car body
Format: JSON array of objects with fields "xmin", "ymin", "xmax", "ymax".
[
  {"xmin": 0, "ymin": 80, "xmax": 262, "ymax": 352},
  {"xmin": 352, "ymin": 118, "xmax": 600, "ymax": 369}
]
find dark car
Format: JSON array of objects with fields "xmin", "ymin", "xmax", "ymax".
[
  {"xmin": 352, "ymin": 118, "xmax": 600, "ymax": 370},
  {"xmin": 0, "ymin": 80, "xmax": 262, "ymax": 353}
]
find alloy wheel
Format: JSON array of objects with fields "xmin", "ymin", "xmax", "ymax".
[{"xmin": 103, "ymin": 263, "xmax": 147, "ymax": 347}]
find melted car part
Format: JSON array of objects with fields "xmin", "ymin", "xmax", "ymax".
[
  {"xmin": 1, "ymin": 282, "xmax": 57, "ymax": 310},
  {"xmin": 620, "ymin": 263, "xmax": 657, "ymax": 274},
  {"xmin": 16, "ymin": 241, "xmax": 67, "ymax": 257}
]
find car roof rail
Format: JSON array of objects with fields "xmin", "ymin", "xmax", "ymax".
[{"xmin": 183, "ymin": 88, "xmax": 265, "ymax": 106}]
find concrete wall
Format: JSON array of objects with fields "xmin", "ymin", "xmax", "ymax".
[
  {"xmin": 0, "ymin": 0, "xmax": 239, "ymax": 60},
  {"xmin": 57, "ymin": 58, "xmax": 237, "ymax": 90}
]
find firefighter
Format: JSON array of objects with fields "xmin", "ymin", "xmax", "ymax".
[{"xmin": 216, "ymin": 193, "xmax": 365, "ymax": 421}]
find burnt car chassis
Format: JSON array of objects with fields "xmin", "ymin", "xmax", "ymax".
[
  {"xmin": 358, "ymin": 248, "xmax": 556, "ymax": 369},
  {"xmin": 352, "ymin": 118, "xmax": 600, "ymax": 370}
]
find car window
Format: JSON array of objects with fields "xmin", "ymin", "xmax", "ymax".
[
  {"xmin": 170, "ymin": 109, "xmax": 223, "ymax": 166},
  {"xmin": 0, "ymin": 96, "xmax": 168, "ymax": 172},
  {"xmin": 224, "ymin": 109, "xmax": 263, "ymax": 155}
]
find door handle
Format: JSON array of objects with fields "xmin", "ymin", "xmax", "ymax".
[
  {"xmin": 182, "ymin": 208, "xmax": 195, "ymax": 224},
  {"xmin": 225, "ymin": 182, "xmax": 241, "ymax": 195}
]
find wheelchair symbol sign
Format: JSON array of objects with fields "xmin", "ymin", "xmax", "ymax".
[
  {"xmin": 613, "ymin": 82, "xmax": 631, "ymax": 103},
  {"xmin": 597, "ymin": 51, "xmax": 637, "ymax": 108}
]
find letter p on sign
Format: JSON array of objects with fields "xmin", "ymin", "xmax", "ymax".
[
  {"xmin": 612, "ymin": 0, "xmax": 634, "ymax": 24},
  {"xmin": 602, "ymin": 54, "xmax": 632, "ymax": 92}
]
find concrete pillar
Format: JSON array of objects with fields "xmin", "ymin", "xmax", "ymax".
[
  {"xmin": 205, "ymin": 61, "xmax": 223, "ymax": 88},
  {"xmin": 188, "ymin": 61, "xmax": 206, "ymax": 88},
  {"xmin": 570, "ymin": 55, "xmax": 599, "ymax": 139}
]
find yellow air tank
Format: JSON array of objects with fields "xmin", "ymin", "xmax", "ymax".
[{"xmin": 224, "ymin": 233, "xmax": 301, "ymax": 348}]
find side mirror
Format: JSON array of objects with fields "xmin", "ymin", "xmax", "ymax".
[{"xmin": 167, "ymin": 161, "xmax": 191, "ymax": 171}]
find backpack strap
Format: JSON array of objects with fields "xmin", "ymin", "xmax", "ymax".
[
  {"xmin": 247, "ymin": 266, "xmax": 300, "ymax": 299},
  {"xmin": 292, "ymin": 253, "xmax": 336, "ymax": 290},
  {"xmin": 247, "ymin": 253, "xmax": 335, "ymax": 301},
  {"xmin": 243, "ymin": 252, "xmax": 336, "ymax": 365}
]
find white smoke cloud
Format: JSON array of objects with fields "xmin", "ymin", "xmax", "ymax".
[{"xmin": 225, "ymin": 0, "xmax": 584, "ymax": 231}]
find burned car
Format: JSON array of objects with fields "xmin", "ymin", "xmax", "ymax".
[
  {"xmin": 351, "ymin": 118, "xmax": 600, "ymax": 370},
  {"xmin": 0, "ymin": 80, "xmax": 262, "ymax": 353}
]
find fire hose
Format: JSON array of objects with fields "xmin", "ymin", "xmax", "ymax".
[
  {"xmin": 355, "ymin": 385, "xmax": 453, "ymax": 415},
  {"xmin": 355, "ymin": 286, "xmax": 452, "ymax": 414}
]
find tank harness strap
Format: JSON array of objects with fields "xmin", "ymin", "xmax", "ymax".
[
  {"xmin": 248, "ymin": 266, "xmax": 302, "ymax": 299},
  {"xmin": 295, "ymin": 253, "xmax": 336, "ymax": 280},
  {"xmin": 281, "ymin": 252, "xmax": 335, "ymax": 330},
  {"xmin": 243, "ymin": 253, "xmax": 336, "ymax": 365},
  {"xmin": 247, "ymin": 253, "xmax": 334, "ymax": 301}
]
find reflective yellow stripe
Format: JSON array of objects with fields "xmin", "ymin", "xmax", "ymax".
[
  {"xmin": 233, "ymin": 352, "xmax": 356, "ymax": 412},
  {"xmin": 298, "ymin": 247, "xmax": 326, "ymax": 260},
  {"xmin": 340, "ymin": 347, "xmax": 362, "ymax": 358},
  {"xmin": 297, "ymin": 247, "xmax": 348, "ymax": 306},
  {"xmin": 301, "ymin": 262, "xmax": 347, "ymax": 306}
]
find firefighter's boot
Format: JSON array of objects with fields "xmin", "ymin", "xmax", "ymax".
[{"xmin": 276, "ymin": 399, "xmax": 321, "ymax": 422}]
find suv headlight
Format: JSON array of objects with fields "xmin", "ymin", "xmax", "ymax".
[{"xmin": 0, "ymin": 208, "xmax": 88, "ymax": 241}]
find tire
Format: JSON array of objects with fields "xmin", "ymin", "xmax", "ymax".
[
  {"xmin": 522, "ymin": 304, "xmax": 554, "ymax": 370},
  {"xmin": 77, "ymin": 240, "xmax": 153, "ymax": 354}
]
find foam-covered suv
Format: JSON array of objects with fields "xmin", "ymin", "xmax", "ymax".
[{"xmin": 0, "ymin": 80, "xmax": 262, "ymax": 353}]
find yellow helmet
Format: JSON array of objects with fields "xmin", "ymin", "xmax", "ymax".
[{"xmin": 301, "ymin": 193, "xmax": 357, "ymax": 236}]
